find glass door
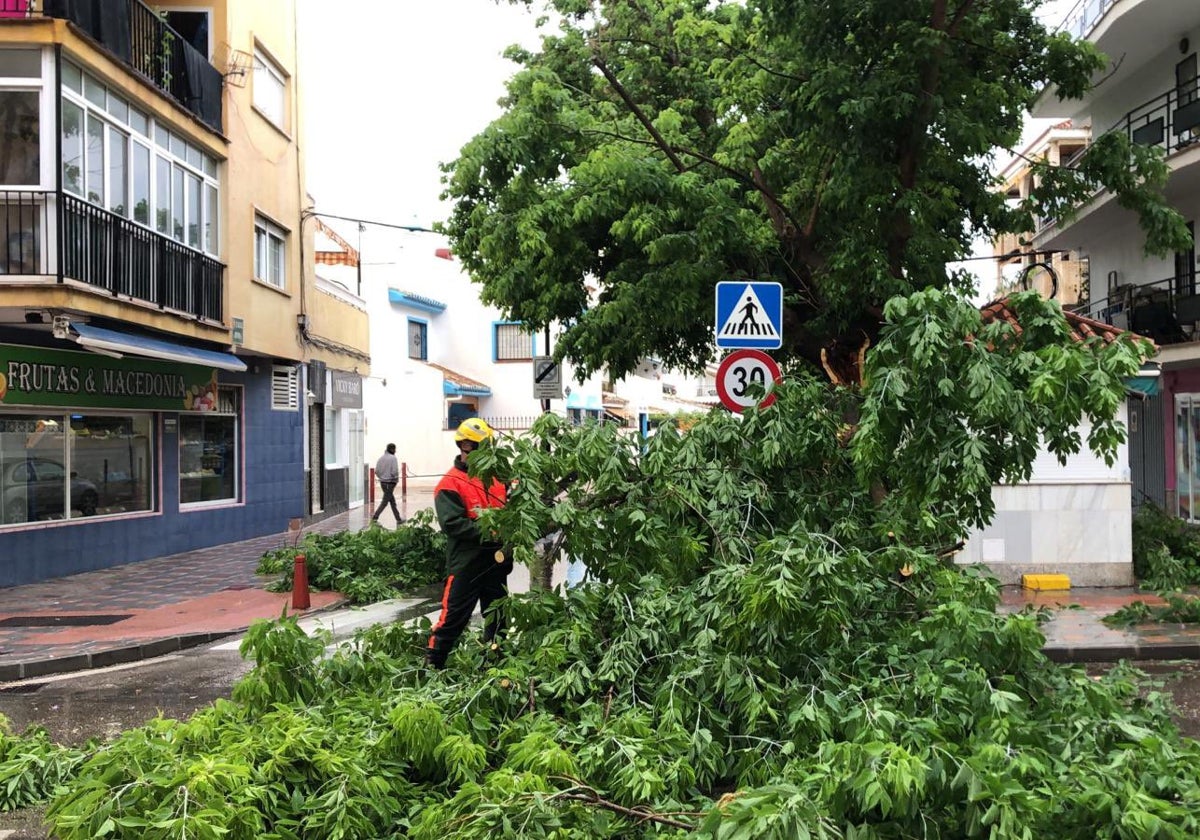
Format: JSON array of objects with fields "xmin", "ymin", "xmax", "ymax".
[
  {"xmin": 1176, "ymin": 394, "xmax": 1200, "ymax": 520},
  {"xmin": 347, "ymin": 410, "xmax": 364, "ymax": 508}
]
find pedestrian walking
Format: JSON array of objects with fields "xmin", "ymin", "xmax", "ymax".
[
  {"xmin": 372, "ymin": 443, "xmax": 402, "ymax": 525},
  {"xmin": 426, "ymin": 418, "xmax": 510, "ymax": 669}
]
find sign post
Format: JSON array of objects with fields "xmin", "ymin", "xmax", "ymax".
[{"xmin": 715, "ymin": 349, "xmax": 782, "ymax": 414}]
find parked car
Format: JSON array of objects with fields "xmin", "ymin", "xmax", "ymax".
[{"xmin": 1, "ymin": 457, "xmax": 99, "ymax": 524}]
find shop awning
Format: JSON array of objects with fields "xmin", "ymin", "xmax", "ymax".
[
  {"xmin": 71, "ymin": 324, "xmax": 247, "ymax": 372},
  {"xmin": 567, "ymin": 392, "xmax": 603, "ymax": 411}
]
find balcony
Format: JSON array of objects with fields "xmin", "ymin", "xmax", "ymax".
[
  {"xmin": 1059, "ymin": 0, "xmax": 1120, "ymax": 40},
  {"xmin": 0, "ymin": 189, "xmax": 224, "ymax": 322},
  {"xmin": 1070, "ymin": 274, "xmax": 1200, "ymax": 346},
  {"xmin": 1036, "ymin": 78, "xmax": 1200, "ymax": 237},
  {"xmin": 3, "ymin": 0, "xmax": 222, "ymax": 133}
]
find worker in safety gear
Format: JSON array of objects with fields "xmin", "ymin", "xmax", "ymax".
[{"xmin": 426, "ymin": 418, "xmax": 510, "ymax": 669}]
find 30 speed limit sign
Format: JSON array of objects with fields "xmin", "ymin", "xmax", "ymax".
[{"xmin": 715, "ymin": 349, "xmax": 782, "ymax": 414}]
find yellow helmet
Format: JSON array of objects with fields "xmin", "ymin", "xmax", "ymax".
[{"xmin": 455, "ymin": 417, "xmax": 494, "ymax": 443}]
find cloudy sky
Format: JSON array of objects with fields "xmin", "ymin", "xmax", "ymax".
[
  {"xmin": 298, "ymin": 1, "xmax": 542, "ymax": 231},
  {"xmin": 296, "ymin": 0, "xmax": 1082, "ymax": 295}
]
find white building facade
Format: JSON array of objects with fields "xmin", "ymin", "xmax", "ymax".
[{"xmin": 1031, "ymin": 0, "xmax": 1199, "ymax": 526}]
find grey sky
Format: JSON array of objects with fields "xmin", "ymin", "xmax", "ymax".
[{"xmin": 299, "ymin": 1, "xmax": 542, "ymax": 229}]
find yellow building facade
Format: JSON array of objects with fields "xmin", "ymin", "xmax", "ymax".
[
  {"xmin": 0, "ymin": 0, "xmax": 368, "ymax": 585},
  {"xmin": 992, "ymin": 121, "xmax": 1090, "ymax": 307}
]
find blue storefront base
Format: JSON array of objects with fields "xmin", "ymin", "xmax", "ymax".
[{"xmin": 0, "ymin": 367, "xmax": 305, "ymax": 587}]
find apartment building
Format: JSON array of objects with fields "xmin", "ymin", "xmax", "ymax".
[
  {"xmin": 1030, "ymin": 0, "xmax": 1199, "ymax": 520},
  {"xmin": 992, "ymin": 121, "xmax": 1090, "ymax": 304},
  {"xmin": 0, "ymin": 1, "xmax": 368, "ymax": 585}
]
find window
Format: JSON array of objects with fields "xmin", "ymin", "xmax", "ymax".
[
  {"xmin": 0, "ymin": 413, "xmax": 154, "ymax": 526},
  {"xmin": 408, "ymin": 319, "xmax": 428, "ymax": 360},
  {"xmin": 179, "ymin": 387, "xmax": 239, "ymax": 506},
  {"xmin": 254, "ymin": 215, "xmax": 287, "ymax": 289},
  {"xmin": 494, "ymin": 322, "xmax": 533, "ymax": 361},
  {"xmin": 272, "ymin": 365, "xmax": 299, "ymax": 410},
  {"xmin": 163, "ymin": 11, "xmax": 211, "ymax": 59},
  {"xmin": 0, "ymin": 90, "xmax": 39, "ymax": 186},
  {"xmin": 252, "ymin": 48, "xmax": 287, "ymax": 129},
  {"xmin": 1178, "ymin": 395, "xmax": 1200, "ymax": 521},
  {"xmin": 324, "ymin": 406, "xmax": 339, "ymax": 466},
  {"xmin": 61, "ymin": 60, "xmax": 220, "ymax": 255}
]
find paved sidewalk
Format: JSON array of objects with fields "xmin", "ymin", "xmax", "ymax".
[
  {"xmin": 1, "ymin": 483, "xmax": 1199, "ymax": 681},
  {"xmin": 1000, "ymin": 586, "xmax": 1200, "ymax": 663},
  {"xmin": 0, "ymin": 483, "xmax": 438, "ymax": 682}
]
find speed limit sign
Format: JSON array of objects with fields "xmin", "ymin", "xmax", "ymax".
[{"xmin": 716, "ymin": 349, "xmax": 782, "ymax": 413}]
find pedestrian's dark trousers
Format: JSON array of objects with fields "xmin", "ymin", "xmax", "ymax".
[
  {"xmin": 426, "ymin": 553, "xmax": 510, "ymax": 668},
  {"xmin": 373, "ymin": 480, "xmax": 401, "ymax": 522}
]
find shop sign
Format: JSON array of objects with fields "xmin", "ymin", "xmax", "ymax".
[
  {"xmin": 0, "ymin": 343, "xmax": 219, "ymax": 411},
  {"xmin": 330, "ymin": 370, "xmax": 362, "ymax": 409}
]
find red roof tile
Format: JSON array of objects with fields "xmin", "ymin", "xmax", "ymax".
[{"xmin": 979, "ymin": 297, "xmax": 1151, "ymax": 348}]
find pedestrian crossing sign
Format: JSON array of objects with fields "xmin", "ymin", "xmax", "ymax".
[{"xmin": 714, "ymin": 281, "xmax": 783, "ymax": 349}]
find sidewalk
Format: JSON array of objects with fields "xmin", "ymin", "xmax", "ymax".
[
  {"xmin": 0, "ymin": 483, "xmax": 438, "ymax": 682},
  {"xmin": 1, "ymin": 488, "xmax": 1199, "ymax": 681}
]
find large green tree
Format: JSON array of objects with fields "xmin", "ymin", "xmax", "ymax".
[{"xmin": 443, "ymin": 0, "xmax": 1188, "ymax": 382}]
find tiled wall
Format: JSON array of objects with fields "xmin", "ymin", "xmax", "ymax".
[
  {"xmin": 958, "ymin": 483, "xmax": 1134, "ymax": 586},
  {"xmin": 0, "ymin": 369, "xmax": 306, "ymax": 586}
]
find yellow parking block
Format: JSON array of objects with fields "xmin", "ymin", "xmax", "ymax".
[{"xmin": 1022, "ymin": 573, "xmax": 1070, "ymax": 591}]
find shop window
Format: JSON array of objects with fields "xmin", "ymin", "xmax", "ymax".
[
  {"xmin": 324, "ymin": 405, "xmax": 339, "ymax": 466},
  {"xmin": 568, "ymin": 409, "xmax": 601, "ymax": 426},
  {"xmin": 179, "ymin": 387, "xmax": 239, "ymax": 506},
  {"xmin": 0, "ymin": 412, "xmax": 153, "ymax": 526},
  {"xmin": 69, "ymin": 414, "xmax": 154, "ymax": 516}
]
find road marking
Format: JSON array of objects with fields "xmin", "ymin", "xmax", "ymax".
[{"xmin": 0, "ymin": 655, "xmax": 185, "ymax": 690}]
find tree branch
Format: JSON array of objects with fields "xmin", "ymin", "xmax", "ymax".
[
  {"xmin": 591, "ymin": 52, "xmax": 688, "ymax": 173},
  {"xmin": 550, "ymin": 787, "xmax": 697, "ymax": 830}
]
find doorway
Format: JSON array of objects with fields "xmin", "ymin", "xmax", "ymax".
[
  {"xmin": 347, "ymin": 410, "xmax": 364, "ymax": 508},
  {"xmin": 308, "ymin": 404, "xmax": 324, "ymax": 515}
]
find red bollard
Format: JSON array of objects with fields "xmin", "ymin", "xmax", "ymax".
[
  {"xmin": 401, "ymin": 462, "xmax": 407, "ymax": 499},
  {"xmin": 368, "ymin": 467, "xmax": 375, "ymax": 505},
  {"xmin": 292, "ymin": 553, "xmax": 311, "ymax": 611}
]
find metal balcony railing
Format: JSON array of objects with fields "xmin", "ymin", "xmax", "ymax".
[
  {"xmin": 0, "ymin": 189, "xmax": 224, "ymax": 322},
  {"xmin": 1036, "ymin": 77, "xmax": 1200, "ymax": 234},
  {"xmin": 1, "ymin": 0, "xmax": 223, "ymax": 132},
  {"xmin": 1059, "ymin": 0, "xmax": 1120, "ymax": 40},
  {"xmin": 1069, "ymin": 273, "xmax": 1200, "ymax": 345}
]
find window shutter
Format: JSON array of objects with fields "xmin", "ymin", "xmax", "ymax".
[{"xmin": 271, "ymin": 365, "xmax": 299, "ymax": 410}]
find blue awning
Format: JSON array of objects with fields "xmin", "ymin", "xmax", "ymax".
[
  {"xmin": 566, "ymin": 392, "xmax": 603, "ymax": 410},
  {"xmin": 71, "ymin": 324, "xmax": 247, "ymax": 372},
  {"xmin": 1126, "ymin": 376, "xmax": 1161, "ymax": 397},
  {"xmin": 388, "ymin": 288, "xmax": 447, "ymax": 313}
]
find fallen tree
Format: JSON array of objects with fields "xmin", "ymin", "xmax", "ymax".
[{"xmin": 40, "ymin": 292, "xmax": 1200, "ymax": 839}]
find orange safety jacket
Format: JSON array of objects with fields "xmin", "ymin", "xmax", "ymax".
[{"xmin": 433, "ymin": 457, "xmax": 507, "ymax": 574}]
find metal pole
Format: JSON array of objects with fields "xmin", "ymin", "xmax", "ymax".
[
  {"xmin": 356, "ymin": 223, "xmax": 364, "ymax": 296},
  {"xmin": 541, "ymin": 325, "xmax": 551, "ymax": 413}
]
